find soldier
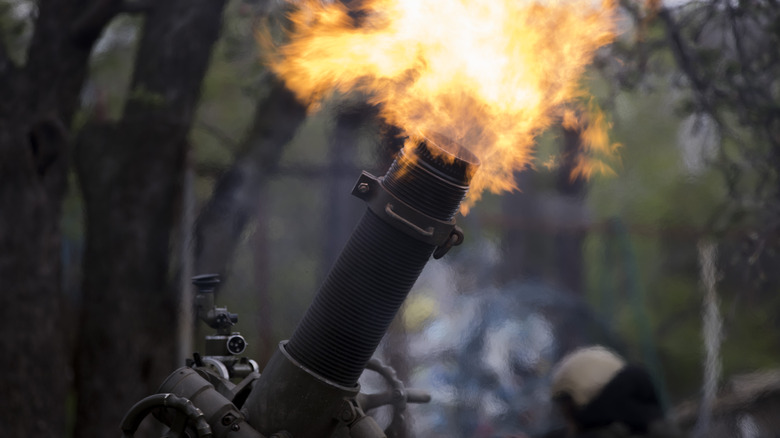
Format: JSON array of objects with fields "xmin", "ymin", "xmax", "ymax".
[{"xmin": 548, "ymin": 346, "xmax": 683, "ymax": 438}]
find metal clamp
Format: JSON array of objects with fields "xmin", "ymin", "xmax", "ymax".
[{"xmin": 351, "ymin": 171, "xmax": 464, "ymax": 259}]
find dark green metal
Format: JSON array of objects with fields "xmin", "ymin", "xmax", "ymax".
[
  {"xmin": 241, "ymin": 341, "xmax": 369, "ymax": 437},
  {"xmin": 157, "ymin": 367, "xmax": 265, "ymax": 438}
]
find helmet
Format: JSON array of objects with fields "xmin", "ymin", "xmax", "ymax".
[{"xmin": 551, "ymin": 346, "xmax": 626, "ymax": 407}]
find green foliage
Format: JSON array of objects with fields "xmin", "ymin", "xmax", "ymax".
[
  {"xmin": 584, "ymin": 72, "xmax": 733, "ymax": 402},
  {"xmin": 720, "ymin": 302, "xmax": 780, "ymax": 374},
  {"xmin": 649, "ymin": 274, "xmax": 703, "ymax": 397}
]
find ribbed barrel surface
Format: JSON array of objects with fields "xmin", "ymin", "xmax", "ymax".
[{"xmin": 285, "ymin": 140, "xmax": 478, "ymax": 386}]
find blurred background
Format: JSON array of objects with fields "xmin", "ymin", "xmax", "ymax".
[{"xmin": 1, "ymin": 0, "xmax": 779, "ymax": 437}]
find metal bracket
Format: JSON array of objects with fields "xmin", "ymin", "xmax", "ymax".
[
  {"xmin": 351, "ymin": 171, "xmax": 464, "ymax": 259},
  {"xmin": 338, "ymin": 398, "xmax": 386, "ymax": 437}
]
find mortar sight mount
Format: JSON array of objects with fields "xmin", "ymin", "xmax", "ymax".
[{"xmin": 188, "ymin": 274, "xmax": 259, "ymax": 380}]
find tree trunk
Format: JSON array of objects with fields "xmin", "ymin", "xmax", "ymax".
[
  {"xmin": 73, "ymin": 1, "xmax": 228, "ymax": 436},
  {"xmin": 0, "ymin": 0, "xmax": 116, "ymax": 434},
  {"xmin": 551, "ymin": 127, "xmax": 589, "ymax": 354},
  {"xmin": 553, "ymin": 127, "xmax": 587, "ymax": 295},
  {"xmin": 0, "ymin": 109, "xmax": 70, "ymax": 438},
  {"xmin": 498, "ymin": 170, "xmax": 541, "ymax": 284},
  {"xmin": 321, "ymin": 103, "xmax": 376, "ymax": 274},
  {"xmin": 194, "ymin": 78, "xmax": 306, "ymax": 277}
]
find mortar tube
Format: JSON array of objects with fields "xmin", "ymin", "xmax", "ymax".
[{"xmin": 244, "ymin": 137, "xmax": 479, "ymax": 437}]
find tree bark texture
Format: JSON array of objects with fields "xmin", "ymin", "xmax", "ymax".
[
  {"xmin": 73, "ymin": 1, "xmax": 227, "ymax": 436},
  {"xmin": 0, "ymin": 0, "xmax": 116, "ymax": 435},
  {"xmin": 0, "ymin": 108, "xmax": 70, "ymax": 438}
]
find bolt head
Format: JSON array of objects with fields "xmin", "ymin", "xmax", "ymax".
[
  {"xmin": 339, "ymin": 404, "xmax": 357, "ymax": 422},
  {"xmin": 221, "ymin": 414, "xmax": 235, "ymax": 426}
]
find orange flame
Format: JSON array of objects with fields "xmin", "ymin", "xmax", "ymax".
[{"xmin": 264, "ymin": 0, "xmax": 619, "ymax": 211}]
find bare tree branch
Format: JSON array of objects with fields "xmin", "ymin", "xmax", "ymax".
[
  {"xmin": 195, "ymin": 120, "xmax": 241, "ymax": 149},
  {"xmin": 657, "ymin": 7, "xmax": 723, "ymax": 129}
]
